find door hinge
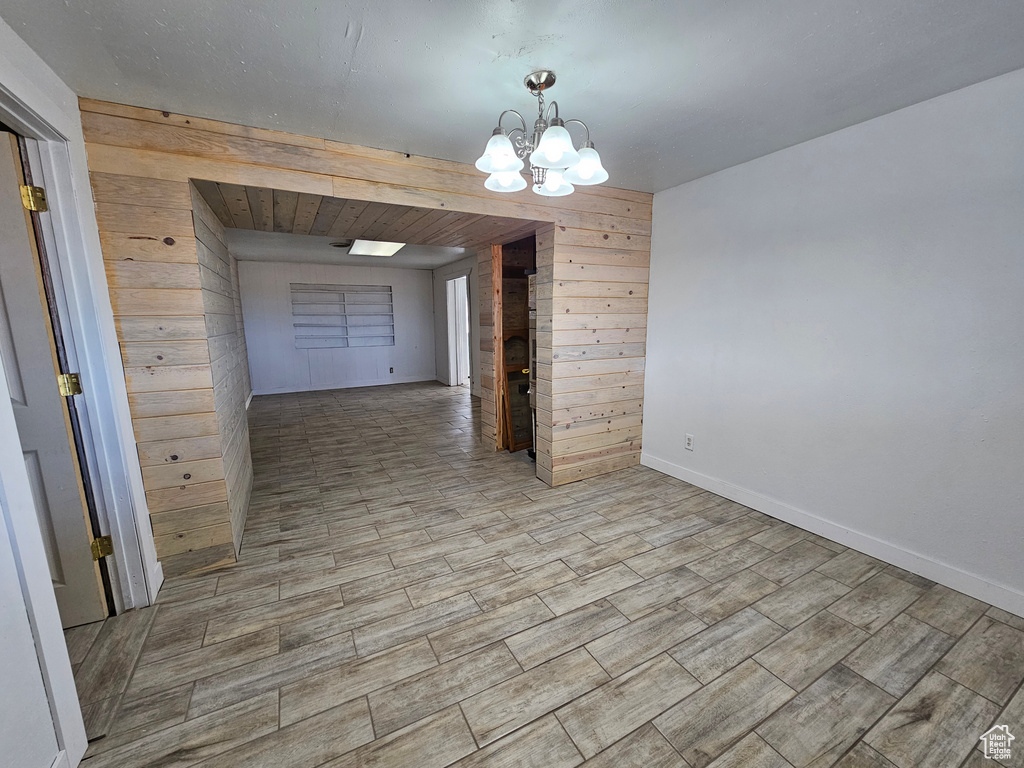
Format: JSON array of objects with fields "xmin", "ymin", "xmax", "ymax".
[
  {"xmin": 20, "ymin": 185, "xmax": 48, "ymax": 212},
  {"xmin": 57, "ymin": 372, "xmax": 82, "ymax": 397},
  {"xmin": 90, "ymin": 535, "xmax": 114, "ymax": 561}
]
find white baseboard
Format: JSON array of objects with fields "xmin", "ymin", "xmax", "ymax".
[
  {"xmin": 252, "ymin": 374, "xmax": 437, "ymax": 397},
  {"xmin": 244, "ymin": 391, "xmax": 254, "ymax": 410},
  {"xmin": 642, "ymin": 451, "xmax": 1024, "ymax": 618},
  {"xmin": 147, "ymin": 560, "xmax": 164, "ymax": 604}
]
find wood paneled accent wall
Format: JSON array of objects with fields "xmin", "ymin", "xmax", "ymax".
[
  {"xmin": 92, "ymin": 173, "xmax": 233, "ymax": 576},
  {"xmin": 190, "ymin": 187, "xmax": 254, "ymax": 554},
  {"xmin": 82, "ymin": 98, "xmax": 652, "ymax": 571},
  {"xmin": 534, "ymin": 225, "xmax": 649, "ymax": 484}
]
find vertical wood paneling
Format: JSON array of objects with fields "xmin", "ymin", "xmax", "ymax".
[
  {"xmin": 490, "ymin": 244, "xmax": 505, "ymax": 450},
  {"xmin": 477, "ymin": 245, "xmax": 498, "ymax": 449}
]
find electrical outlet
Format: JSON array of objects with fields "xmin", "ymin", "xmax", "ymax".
[
  {"xmin": 389, "ymin": 367, "xmax": 394, "ymax": 374},
  {"xmin": 685, "ymin": 433, "xmax": 694, "ymax": 451}
]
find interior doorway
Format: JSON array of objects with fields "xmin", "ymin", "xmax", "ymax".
[
  {"xmin": 0, "ymin": 130, "xmax": 109, "ymax": 628},
  {"xmin": 496, "ymin": 236, "xmax": 536, "ymax": 453},
  {"xmin": 180, "ymin": 180, "xmax": 542, "ymax": 519},
  {"xmin": 447, "ymin": 274, "xmax": 471, "ymax": 388}
]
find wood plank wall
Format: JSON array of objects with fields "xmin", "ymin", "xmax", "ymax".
[
  {"xmin": 92, "ymin": 172, "xmax": 235, "ymax": 575},
  {"xmin": 477, "ymin": 244, "xmax": 501, "ymax": 450},
  {"xmin": 190, "ymin": 187, "xmax": 254, "ymax": 554},
  {"xmin": 536, "ymin": 226, "xmax": 649, "ymax": 484},
  {"xmin": 81, "ymin": 100, "xmax": 652, "ymax": 575},
  {"xmin": 534, "ymin": 224, "xmax": 556, "ymax": 477}
]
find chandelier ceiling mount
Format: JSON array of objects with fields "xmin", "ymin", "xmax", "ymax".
[{"xmin": 524, "ymin": 70, "xmax": 557, "ymax": 93}]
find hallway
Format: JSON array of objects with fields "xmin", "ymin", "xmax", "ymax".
[{"xmin": 69, "ymin": 382, "xmax": 1024, "ymax": 768}]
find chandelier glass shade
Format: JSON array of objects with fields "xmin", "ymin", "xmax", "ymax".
[
  {"xmin": 484, "ymin": 170, "xmax": 528, "ymax": 192},
  {"xmin": 563, "ymin": 145, "xmax": 609, "ymax": 185},
  {"xmin": 533, "ymin": 168, "xmax": 574, "ymax": 197},
  {"xmin": 475, "ymin": 131, "xmax": 524, "ymax": 174},
  {"xmin": 474, "ymin": 71, "xmax": 607, "ymax": 197},
  {"xmin": 530, "ymin": 123, "xmax": 580, "ymax": 169}
]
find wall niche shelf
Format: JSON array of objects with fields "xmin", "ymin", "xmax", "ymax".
[{"xmin": 290, "ymin": 283, "xmax": 395, "ymax": 349}]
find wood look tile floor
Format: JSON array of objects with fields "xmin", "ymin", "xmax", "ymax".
[{"xmin": 71, "ymin": 382, "xmax": 1024, "ymax": 768}]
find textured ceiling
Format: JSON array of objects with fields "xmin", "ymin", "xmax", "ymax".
[{"xmin": 3, "ymin": 0, "xmax": 1024, "ymax": 192}]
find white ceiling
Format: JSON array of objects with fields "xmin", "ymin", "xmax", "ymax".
[
  {"xmin": 3, "ymin": 1, "xmax": 1024, "ymax": 192},
  {"xmin": 225, "ymin": 229, "xmax": 471, "ymax": 270}
]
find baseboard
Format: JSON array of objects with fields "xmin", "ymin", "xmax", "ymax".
[
  {"xmin": 642, "ymin": 451, "xmax": 1024, "ymax": 618},
  {"xmin": 147, "ymin": 560, "xmax": 164, "ymax": 604},
  {"xmin": 244, "ymin": 391, "xmax": 253, "ymax": 410},
  {"xmin": 252, "ymin": 374, "xmax": 437, "ymax": 397}
]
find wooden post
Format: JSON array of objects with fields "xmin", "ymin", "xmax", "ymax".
[{"xmin": 491, "ymin": 243, "xmax": 505, "ymax": 451}]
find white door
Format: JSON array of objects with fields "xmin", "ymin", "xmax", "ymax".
[
  {"xmin": 455, "ymin": 275, "xmax": 471, "ymax": 387},
  {"xmin": 0, "ymin": 282, "xmax": 85, "ymax": 766},
  {"xmin": 0, "ymin": 130, "xmax": 107, "ymax": 627},
  {"xmin": 447, "ymin": 275, "xmax": 471, "ymax": 387},
  {"xmin": 0, "ymin": 501, "xmax": 61, "ymax": 767}
]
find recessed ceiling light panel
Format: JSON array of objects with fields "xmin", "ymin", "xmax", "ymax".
[{"xmin": 349, "ymin": 239, "xmax": 405, "ymax": 257}]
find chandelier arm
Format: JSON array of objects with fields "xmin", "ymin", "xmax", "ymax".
[
  {"xmin": 562, "ymin": 118, "xmax": 591, "ymax": 146},
  {"xmin": 507, "ymin": 126, "xmax": 530, "ymax": 159},
  {"xmin": 498, "ymin": 109, "xmax": 528, "ymax": 134},
  {"xmin": 543, "ymin": 100, "xmax": 560, "ymax": 123}
]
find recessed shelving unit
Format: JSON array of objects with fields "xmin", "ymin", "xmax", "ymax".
[{"xmin": 290, "ymin": 283, "xmax": 395, "ymax": 349}]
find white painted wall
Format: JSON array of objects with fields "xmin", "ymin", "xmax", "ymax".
[
  {"xmin": 644, "ymin": 68, "xmax": 1024, "ymax": 614},
  {"xmin": 432, "ymin": 255, "xmax": 481, "ymax": 396},
  {"xmin": 239, "ymin": 260, "xmax": 437, "ymax": 394}
]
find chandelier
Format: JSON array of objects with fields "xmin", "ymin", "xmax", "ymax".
[{"xmin": 474, "ymin": 70, "xmax": 608, "ymax": 197}]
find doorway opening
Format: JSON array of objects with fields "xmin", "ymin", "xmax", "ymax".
[
  {"xmin": 495, "ymin": 235, "xmax": 537, "ymax": 454},
  {"xmin": 447, "ymin": 274, "xmax": 471, "ymax": 389}
]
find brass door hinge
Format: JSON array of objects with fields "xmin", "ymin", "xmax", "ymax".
[
  {"xmin": 90, "ymin": 535, "xmax": 114, "ymax": 561},
  {"xmin": 57, "ymin": 372, "xmax": 82, "ymax": 397},
  {"xmin": 20, "ymin": 185, "xmax": 48, "ymax": 212}
]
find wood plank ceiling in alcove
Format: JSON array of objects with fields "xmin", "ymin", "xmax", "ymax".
[{"xmin": 192, "ymin": 180, "xmax": 540, "ymax": 250}]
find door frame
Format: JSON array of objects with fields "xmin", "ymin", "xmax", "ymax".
[
  {"xmin": 0, "ymin": 73, "xmax": 160, "ymax": 609},
  {"xmin": 4, "ymin": 130, "xmax": 113, "ymax": 624},
  {"xmin": 446, "ymin": 274, "xmax": 471, "ymax": 387}
]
